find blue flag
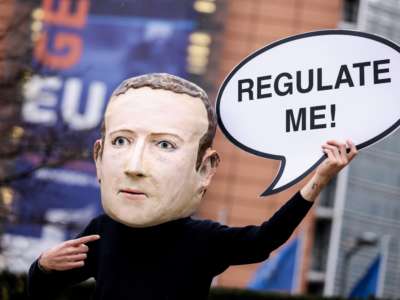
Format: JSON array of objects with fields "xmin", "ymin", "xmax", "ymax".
[
  {"xmin": 349, "ymin": 254, "xmax": 381, "ymax": 298},
  {"xmin": 248, "ymin": 236, "xmax": 301, "ymax": 293}
]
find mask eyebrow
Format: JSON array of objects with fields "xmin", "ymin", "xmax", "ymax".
[
  {"xmin": 108, "ymin": 129, "xmax": 135, "ymax": 136},
  {"xmin": 108, "ymin": 129, "xmax": 184, "ymax": 143},
  {"xmin": 150, "ymin": 133, "xmax": 184, "ymax": 143}
]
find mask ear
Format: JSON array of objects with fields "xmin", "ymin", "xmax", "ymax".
[
  {"xmin": 198, "ymin": 148, "xmax": 220, "ymax": 189},
  {"xmin": 93, "ymin": 139, "xmax": 103, "ymax": 183}
]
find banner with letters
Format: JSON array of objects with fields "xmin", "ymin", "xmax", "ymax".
[{"xmin": 4, "ymin": 0, "xmax": 196, "ymax": 273}]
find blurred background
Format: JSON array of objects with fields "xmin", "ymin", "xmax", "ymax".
[{"xmin": 0, "ymin": 0, "xmax": 399, "ymax": 299}]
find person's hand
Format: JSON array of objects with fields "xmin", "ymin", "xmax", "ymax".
[
  {"xmin": 316, "ymin": 139, "xmax": 358, "ymax": 183},
  {"xmin": 38, "ymin": 235, "xmax": 100, "ymax": 272},
  {"xmin": 301, "ymin": 140, "xmax": 358, "ymax": 201}
]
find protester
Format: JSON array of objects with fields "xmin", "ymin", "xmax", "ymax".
[{"xmin": 28, "ymin": 73, "xmax": 357, "ymax": 300}]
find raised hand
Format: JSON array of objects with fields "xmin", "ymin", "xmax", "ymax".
[
  {"xmin": 301, "ymin": 140, "xmax": 358, "ymax": 201},
  {"xmin": 317, "ymin": 139, "xmax": 358, "ymax": 181},
  {"xmin": 38, "ymin": 235, "xmax": 100, "ymax": 272}
]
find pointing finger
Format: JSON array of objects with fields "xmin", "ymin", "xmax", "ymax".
[{"xmin": 65, "ymin": 235, "xmax": 100, "ymax": 247}]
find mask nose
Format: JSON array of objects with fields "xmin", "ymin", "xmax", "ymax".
[{"xmin": 124, "ymin": 139, "xmax": 147, "ymax": 177}]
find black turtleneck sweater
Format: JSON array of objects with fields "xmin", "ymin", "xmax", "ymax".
[{"xmin": 28, "ymin": 191, "xmax": 312, "ymax": 300}]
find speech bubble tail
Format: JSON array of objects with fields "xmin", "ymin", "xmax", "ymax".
[
  {"xmin": 260, "ymin": 154, "xmax": 327, "ymax": 197},
  {"xmin": 260, "ymin": 158, "xmax": 286, "ymax": 197}
]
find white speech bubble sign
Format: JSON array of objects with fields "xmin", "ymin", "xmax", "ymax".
[{"xmin": 216, "ymin": 30, "xmax": 400, "ymax": 196}]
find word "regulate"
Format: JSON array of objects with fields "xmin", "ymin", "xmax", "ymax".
[{"xmin": 237, "ymin": 59, "xmax": 391, "ymax": 102}]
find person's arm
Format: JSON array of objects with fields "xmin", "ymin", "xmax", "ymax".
[
  {"xmin": 28, "ymin": 219, "xmax": 100, "ymax": 299},
  {"xmin": 209, "ymin": 190, "xmax": 312, "ymax": 271},
  {"xmin": 210, "ymin": 140, "xmax": 358, "ymax": 270}
]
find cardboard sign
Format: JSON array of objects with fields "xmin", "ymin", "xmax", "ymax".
[{"xmin": 216, "ymin": 30, "xmax": 400, "ymax": 196}]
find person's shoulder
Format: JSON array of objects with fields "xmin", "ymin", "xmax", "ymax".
[{"xmin": 184, "ymin": 217, "xmax": 228, "ymax": 233}]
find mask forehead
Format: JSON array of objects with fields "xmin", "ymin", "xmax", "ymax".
[{"xmin": 105, "ymin": 87, "xmax": 209, "ymax": 143}]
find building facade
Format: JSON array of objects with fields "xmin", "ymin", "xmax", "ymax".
[
  {"xmin": 198, "ymin": 0, "xmax": 343, "ymax": 293},
  {"xmin": 322, "ymin": 0, "xmax": 400, "ymax": 297},
  {"xmin": 199, "ymin": 0, "xmax": 400, "ymax": 297}
]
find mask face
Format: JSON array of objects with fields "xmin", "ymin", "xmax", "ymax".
[{"xmin": 95, "ymin": 87, "xmax": 211, "ymax": 227}]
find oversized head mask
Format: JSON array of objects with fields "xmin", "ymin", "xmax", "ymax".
[{"xmin": 94, "ymin": 80, "xmax": 218, "ymax": 227}]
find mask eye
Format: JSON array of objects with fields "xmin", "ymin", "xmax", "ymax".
[
  {"xmin": 156, "ymin": 140, "xmax": 176, "ymax": 150},
  {"xmin": 112, "ymin": 136, "xmax": 130, "ymax": 147}
]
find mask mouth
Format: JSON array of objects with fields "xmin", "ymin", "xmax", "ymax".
[{"xmin": 119, "ymin": 188, "xmax": 148, "ymax": 197}]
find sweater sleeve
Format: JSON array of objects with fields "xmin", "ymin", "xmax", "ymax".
[
  {"xmin": 210, "ymin": 191, "xmax": 313, "ymax": 271},
  {"xmin": 27, "ymin": 217, "xmax": 99, "ymax": 299}
]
